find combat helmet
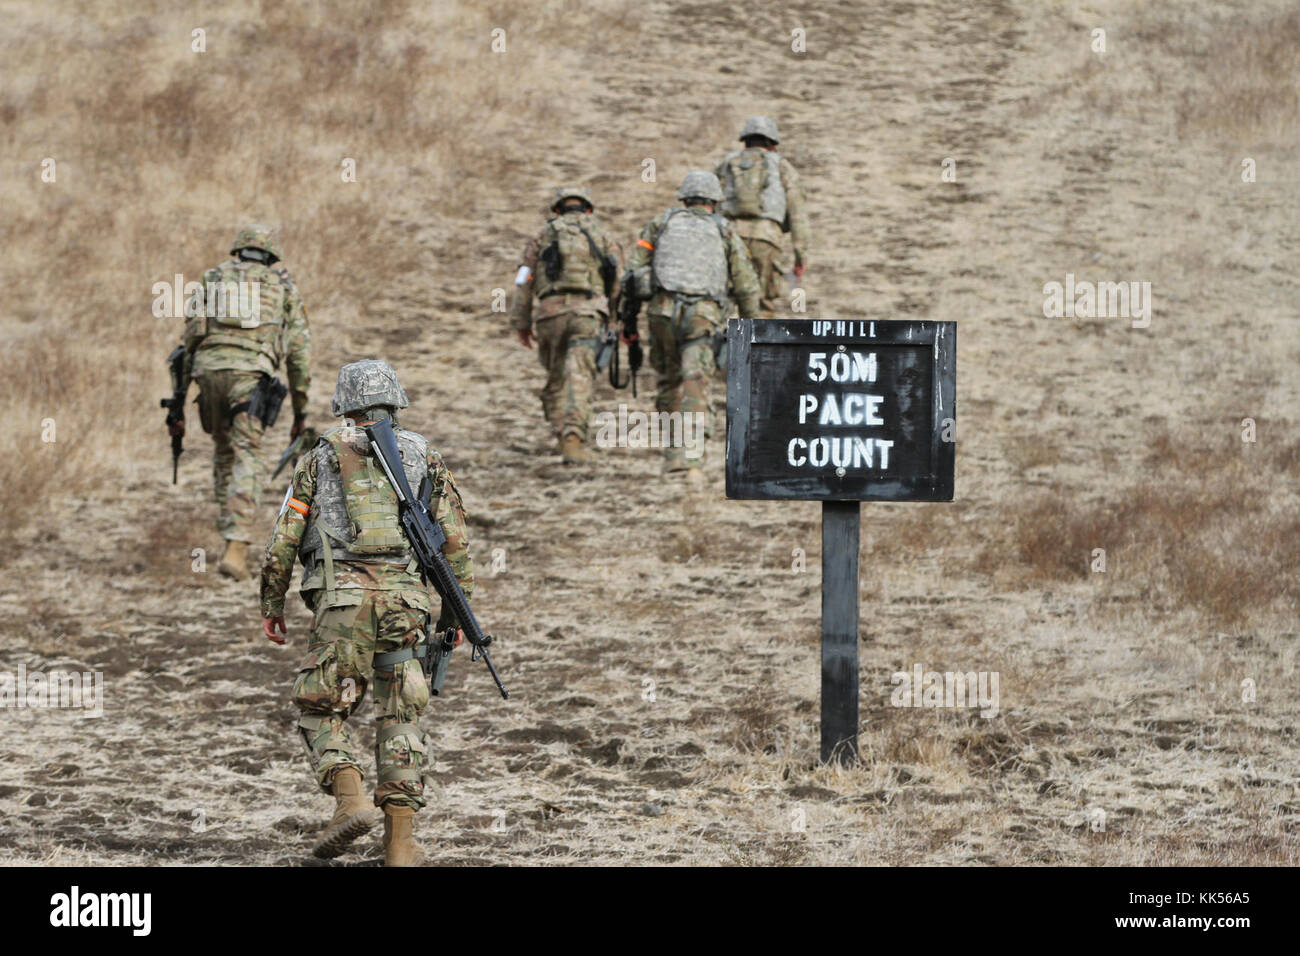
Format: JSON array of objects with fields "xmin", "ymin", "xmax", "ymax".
[
  {"xmin": 331, "ymin": 360, "xmax": 410, "ymax": 417},
  {"xmin": 552, "ymin": 185, "xmax": 594, "ymax": 211},
  {"xmin": 739, "ymin": 116, "xmax": 780, "ymax": 145},
  {"xmin": 230, "ymin": 223, "xmax": 282, "ymax": 263},
  {"xmin": 676, "ymin": 170, "xmax": 725, "ymax": 203}
]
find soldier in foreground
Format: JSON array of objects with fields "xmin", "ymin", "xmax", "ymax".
[
  {"xmin": 714, "ymin": 116, "xmax": 811, "ymax": 315},
  {"xmin": 510, "ymin": 186, "xmax": 623, "ymax": 464},
  {"xmin": 181, "ymin": 224, "xmax": 311, "ymax": 580},
  {"xmin": 622, "ymin": 171, "xmax": 760, "ymax": 480},
  {"xmin": 259, "ymin": 360, "xmax": 476, "ymax": 866}
]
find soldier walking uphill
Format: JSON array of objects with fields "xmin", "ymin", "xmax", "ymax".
[
  {"xmin": 714, "ymin": 116, "xmax": 811, "ymax": 315},
  {"xmin": 623, "ymin": 171, "xmax": 759, "ymax": 480},
  {"xmin": 259, "ymin": 361, "xmax": 475, "ymax": 867},
  {"xmin": 179, "ymin": 224, "xmax": 311, "ymax": 580},
  {"xmin": 510, "ymin": 186, "xmax": 623, "ymax": 464}
]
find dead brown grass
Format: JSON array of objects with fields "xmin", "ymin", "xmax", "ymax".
[
  {"xmin": 1168, "ymin": 8, "xmax": 1300, "ymax": 145},
  {"xmin": 985, "ymin": 425, "xmax": 1299, "ymax": 626},
  {"xmin": 0, "ymin": 0, "xmax": 635, "ymax": 545}
]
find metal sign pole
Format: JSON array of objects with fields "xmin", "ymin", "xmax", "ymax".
[{"xmin": 820, "ymin": 500, "xmax": 860, "ymax": 764}]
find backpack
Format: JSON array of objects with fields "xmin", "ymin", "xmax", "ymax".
[{"xmin": 720, "ymin": 149, "xmax": 787, "ymax": 224}]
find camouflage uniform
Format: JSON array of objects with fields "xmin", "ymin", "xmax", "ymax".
[
  {"xmin": 624, "ymin": 173, "xmax": 760, "ymax": 472},
  {"xmin": 259, "ymin": 362, "xmax": 474, "ymax": 815},
  {"xmin": 510, "ymin": 187, "xmax": 623, "ymax": 447},
  {"xmin": 714, "ymin": 117, "xmax": 810, "ymax": 316},
  {"xmin": 185, "ymin": 225, "xmax": 311, "ymax": 544}
]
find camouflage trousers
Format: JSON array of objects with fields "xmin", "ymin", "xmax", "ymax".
[
  {"xmin": 741, "ymin": 237, "xmax": 791, "ymax": 316},
  {"xmin": 292, "ymin": 587, "xmax": 434, "ymax": 810},
  {"xmin": 195, "ymin": 369, "xmax": 267, "ymax": 543},
  {"xmin": 535, "ymin": 309, "xmax": 601, "ymax": 441},
  {"xmin": 647, "ymin": 296, "xmax": 720, "ymax": 469}
]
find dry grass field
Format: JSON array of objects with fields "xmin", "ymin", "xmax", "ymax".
[{"xmin": 0, "ymin": 0, "xmax": 1296, "ymax": 865}]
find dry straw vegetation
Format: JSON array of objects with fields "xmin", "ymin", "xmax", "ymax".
[
  {"xmin": 0, "ymin": 0, "xmax": 1296, "ymax": 866},
  {"xmin": 0, "ymin": 0, "xmax": 631, "ymax": 539}
]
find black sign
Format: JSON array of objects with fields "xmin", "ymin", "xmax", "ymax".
[{"xmin": 726, "ymin": 319, "xmax": 956, "ymax": 501}]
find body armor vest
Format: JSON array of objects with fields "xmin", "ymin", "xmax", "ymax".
[
  {"xmin": 300, "ymin": 424, "xmax": 429, "ymax": 571},
  {"xmin": 652, "ymin": 209, "xmax": 729, "ymax": 303},
  {"xmin": 192, "ymin": 259, "xmax": 287, "ymax": 362},
  {"xmin": 536, "ymin": 215, "xmax": 604, "ymax": 297}
]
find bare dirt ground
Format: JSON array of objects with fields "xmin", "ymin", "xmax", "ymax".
[{"xmin": 1, "ymin": 0, "xmax": 1297, "ymax": 865}]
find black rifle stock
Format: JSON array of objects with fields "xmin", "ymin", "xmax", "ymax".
[
  {"xmin": 362, "ymin": 418, "xmax": 509, "ymax": 700},
  {"xmin": 159, "ymin": 345, "xmax": 187, "ymax": 483}
]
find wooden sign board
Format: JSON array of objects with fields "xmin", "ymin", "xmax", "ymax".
[
  {"xmin": 725, "ymin": 319, "xmax": 956, "ymax": 502},
  {"xmin": 724, "ymin": 318, "xmax": 957, "ymax": 763}
]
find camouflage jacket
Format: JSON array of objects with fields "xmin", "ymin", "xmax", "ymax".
[
  {"xmin": 626, "ymin": 206, "xmax": 761, "ymax": 320},
  {"xmin": 259, "ymin": 431, "xmax": 474, "ymax": 621},
  {"xmin": 509, "ymin": 212, "xmax": 624, "ymax": 331},
  {"xmin": 185, "ymin": 258, "xmax": 312, "ymax": 416},
  {"xmin": 714, "ymin": 148, "xmax": 810, "ymax": 266}
]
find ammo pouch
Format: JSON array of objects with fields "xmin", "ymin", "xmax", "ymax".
[
  {"xmin": 196, "ymin": 393, "xmax": 214, "ymax": 434},
  {"xmin": 540, "ymin": 240, "xmax": 563, "ymax": 281},
  {"xmin": 241, "ymin": 375, "xmax": 288, "ymax": 429},
  {"xmin": 631, "ymin": 266, "xmax": 654, "ymax": 300}
]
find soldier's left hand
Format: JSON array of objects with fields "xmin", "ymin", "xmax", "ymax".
[
  {"xmin": 290, "ymin": 414, "xmax": 306, "ymax": 439},
  {"xmin": 516, "ymin": 329, "xmax": 534, "ymax": 349},
  {"xmin": 793, "ymin": 263, "xmax": 807, "ymax": 279},
  {"xmin": 263, "ymin": 616, "xmax": 287, "ymax": 645}
]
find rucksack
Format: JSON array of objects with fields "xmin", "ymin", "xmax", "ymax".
[{"xmin": 720, "ymin": 150, "xmax": 787, "ymax": 224}]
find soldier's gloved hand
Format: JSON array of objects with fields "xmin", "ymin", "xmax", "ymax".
[
  {"xmin": 168, "ymin": 417, "xmax": 185, "ymax": 437},
  {"xmin": 263, "ymin": 616, "xmax": 287, "ymax": 645},
  {"xmin": 290, "ymin": 414, "xmax": 306, "ymax": 439},
  {"xmin": 516, "ymin": 329, "xmax": 534, "ymax": 349}
]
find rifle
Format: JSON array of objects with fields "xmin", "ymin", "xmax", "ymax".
[
  {"xmin": 613, "ymin": 272, "xmax": 644, "ymax": 396},
  {"xmin": 362, "ymin": 417, "xmax": 510, "ymax": 700},
  {"xmin": 159, "ymin": 345, "xmax": 187, "ymax": 483},
  {"xmin": 272, "ymin": 426, "xmax": 319, "ymax": 481}
]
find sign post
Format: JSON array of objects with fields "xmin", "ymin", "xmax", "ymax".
[{"xmin": 726, "ymin": 318, "xmax": 956, "ymax": 764}]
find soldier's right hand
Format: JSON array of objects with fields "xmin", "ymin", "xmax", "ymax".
[
  {"xmin": 263, "ymin": 616, "xmax": 287, "ymax": 645},
  {"xmin": 516, "ymin": 329, "xmax": 534, "ymax": 349},
  {"xmin": 168, "ymin": 417, "xmax": 185, "ymax": 437}
]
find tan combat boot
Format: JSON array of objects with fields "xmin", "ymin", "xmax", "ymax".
[
  {"xmin": 560, "ymin": 433, "xmax": 591, "ymax": 465},
  {"xmin": 382, "ymin": 804, "xmax": 425, "ymax": 867},
  {"xmin": 218, "ymin": 540, "xmax": 250, "ymax": 580},
  {"xmin": 312, "ymin": 767, "xmax": 381, "ymax": 859}
]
